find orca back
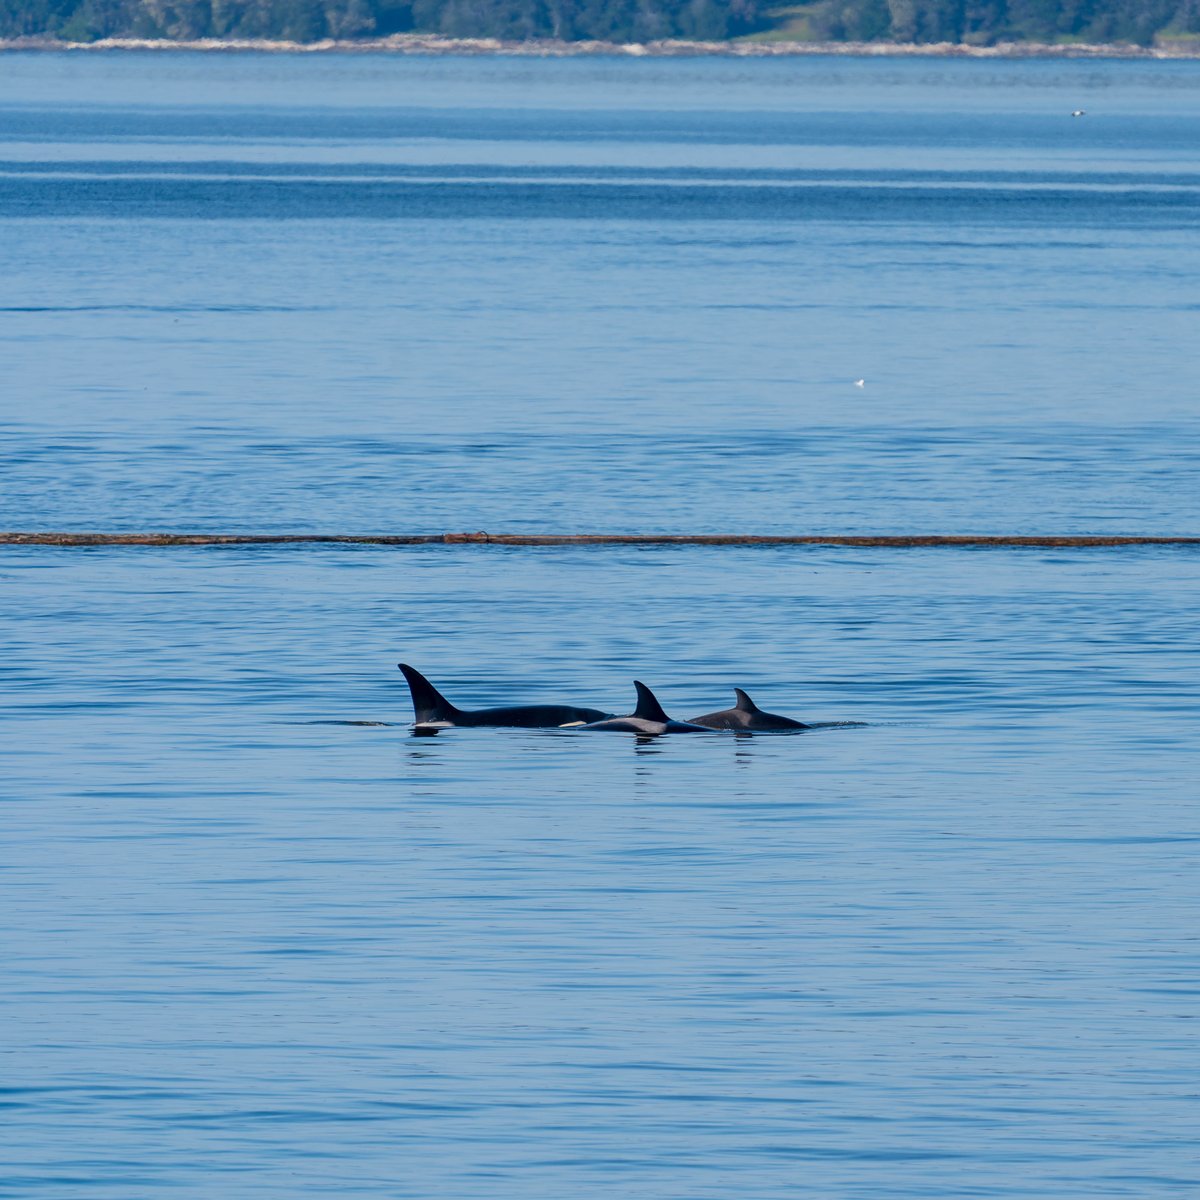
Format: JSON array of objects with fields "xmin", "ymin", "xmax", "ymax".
[
  {"xmin": 577, "ymin": 681, "xmax": 712, "ymax": 734},
  {"xmin": 688, "ymin": 688, "xmax": 810, "ymax": 731},
  {"xmin": 399, "ymin": 663, "xmax": 610, "ymax": 728}
]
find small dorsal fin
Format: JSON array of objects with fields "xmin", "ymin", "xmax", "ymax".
[
  {"xmin": 632, "ymin": 681, "xmax": 670, "ymax": 723},
  {"xmin": 734, "ymin": 688, "xmax": 760, "ymax": 713},
  {"xmin": 398, "ymin": 663, "xmax": 459, "ymax": 724}
]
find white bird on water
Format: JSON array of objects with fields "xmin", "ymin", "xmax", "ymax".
[
  {"xmin": 1071, "ymin": 109, "xmax": 1086, "ymax": 117},
  {"xmin": 854, "ymin": 378, "xmax": 865, "ymax": 388}
]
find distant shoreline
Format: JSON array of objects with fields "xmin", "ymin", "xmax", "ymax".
[{"xmin": 2, "ymin": 33, "xmax": 1199, "ymax": 58}]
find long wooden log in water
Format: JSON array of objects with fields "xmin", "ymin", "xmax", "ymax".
[
  {"xmin": 0, "ymin": 532, "xmax": 445, "ymax": 546},
  {"xmin": 3, "ymin": 532, "xmax": 1199, "ymax": 548}
]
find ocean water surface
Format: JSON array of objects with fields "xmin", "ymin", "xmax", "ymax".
[
  {"xmin": 1, "ymin": 51, "xmax": 1198, "ymax": 1198},
  {"xmin": 2, "ymin": 52, "xmax": 1200, "ymax": 532}
]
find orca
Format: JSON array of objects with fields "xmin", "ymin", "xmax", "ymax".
[
  {"xmin": 688, "ymin": 688, "xmax": 810, "ymax": 732},
  {"xmin": 575, "ymin": 681, "xmax": 715, "ymax": 735},
  {"xmin": 398, "ymin": 663, "xmax": 611, "ymax": 730}
]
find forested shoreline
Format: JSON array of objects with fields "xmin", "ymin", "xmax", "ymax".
[{"xmin": 2, "ymin": 0, "xmax": 1198, "ymax": 50}]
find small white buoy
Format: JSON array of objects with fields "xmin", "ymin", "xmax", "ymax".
[
  {"xmin": 854, "ymin": 378, "xmax": 865, "ymax": 388},
  {"xmin": 1071, "ymin": 109, "xmax": 1086, "ymax": 117}
]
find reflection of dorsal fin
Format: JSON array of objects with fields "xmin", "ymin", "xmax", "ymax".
[
  {"xmin": 734, "ymin": 688, "xmax": 760, "ymax": 713},
  {"xmin": 398, "ymin": 663, "xmax": 459, "ymax": 724},
  {"xmin": 633, "ymin": 681, "xmax": 670, "ymax": 723}
]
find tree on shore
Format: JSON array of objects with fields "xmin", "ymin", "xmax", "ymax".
[{"xmin": 2, "ymin": 0, "xmax": 1198, "ymax": 44}]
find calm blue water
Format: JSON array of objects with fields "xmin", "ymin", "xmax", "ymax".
[{"xmin": 2, "ymin": 53, "xmax": 1199, "ymax": 1198}]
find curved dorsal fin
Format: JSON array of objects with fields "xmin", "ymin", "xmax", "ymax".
[
  {"xmin": 398, "ymin": 663, "xmax": 458, "ymax": 724},
  {"xmin": 632, "ymin": 680, "xmax": 670, "ymax": 723},
  {"xmin": 734, "ymin": 688, "xmax": 760, "ymax": 713}
]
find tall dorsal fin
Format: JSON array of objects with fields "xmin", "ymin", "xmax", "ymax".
[
  {"xmin": 398, "ymin": 663, "xmax": 459, "ymax": 724},
  {"xmin": 632, "ymin": 680, "xmax": 670, "ymax": 723},
  {"xmin": 734, "ymin": 688, "xmax": 761, "ymax": 713}
]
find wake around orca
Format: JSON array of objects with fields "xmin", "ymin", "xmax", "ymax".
[{"xmin": 398, "ymin": 664, "xmax": 813, "ymax": 736}]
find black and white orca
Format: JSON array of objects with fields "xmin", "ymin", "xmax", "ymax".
[
  {"xmin": 574, "ymin": 681, "xmax": 714, "ymax": 735},
  {"xmin": 688, "ymin": 688, "xmax": 810, "ymax": 732},
  {"xmin": 399, "ymin": 663, "xmax": 611, "ymax": 730}
]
